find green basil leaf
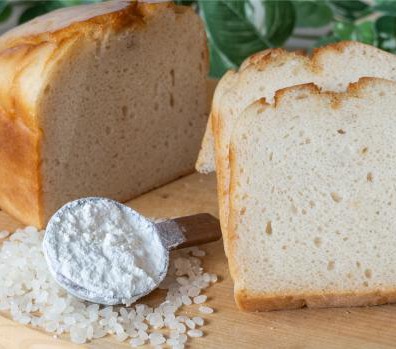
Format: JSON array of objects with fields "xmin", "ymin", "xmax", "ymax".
[
  {"xmin": 18, "ymin": 4, "xmax": 49, "ymax": 24},
  {"xmin": 263, "ymin": 0, "xmax": 296, "ymax": 46},
  {"xmin": 376, "ymin": 14, "xmax": 396, "ymax": 35},
  {"xmin": 294, "ymin": 0, "xmax": 333, "ymax": 28},
  {"xmin": 174, "ymin": 0, "xmax": 196, "ymax": 6},
  {"xmin": 199, "ymin": 0, "xmax": 295, "ymax": 77},
  {"xmin": 333, "ymin": 20, "xmax": 376, "ymax": 44},
  {"xmin": 314, "ymin": 35, "xmax": 340, "ymax": 47},
  {"xmin": 376, "ymin": 15, "xmax": 396, "ymax": 51},
  {"xmin": 329, "ymin": 0, "xmax": 372, "ymax": 20},
  {"xmin": 0, "ymin": 1, "xmax": 12, "ymax": 22},
  {"xmin": 198, "ymin": 0, "xmax": 271, "ymax": 68},
  {"xmin": 333, "ymin": 21, "xmax": 355, "ymax": 39},
  {"xmin": 374, "ymin": 0, "xmax": 396, "ymax": 15},
  {"xmin": 354, "ymin": 21, "xmax": 376, "ymax": 44},
  {"xmin": 57, "ymin": 0, "xmax": 85, "ymax": 6},
  {"xmin": 208, "ymin": 41, "xmax": 235, "ymax": 78}
]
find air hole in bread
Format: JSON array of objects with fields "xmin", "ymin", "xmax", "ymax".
[
  {"xmin": 327, "ymin": 261, "xmax": 335, "ymax": 271},
  {"xmin": 169, "ymin": 93, "xmax": 175, "ymax": 107},
  {"xmin": 105, "ymin": 126, "xmax": 111, "ymax": 135},
  {"xmin": 265, "ymin": 221, "xmax": 272, "ymax": 236},
  {"xmin": 291, "ymin": 205, "xmax": 298, "ymax": 215},
  {"xmin": 269, "ymin": 152, "xmax": 273, "ymax": 161},
  {"xmin": 363, "ymin": 281, "xmax": 369, "ymax": 287},
  {"xmin": 330, "ymin": 192, "xmax": 342, "ymax": 203},
  {"xmin": 240, "ymin": 207, "xmax": 246, "ymax": 216},
  {"xmin": 364, "ymin": 269, "xmax": 372, "ymax": 279},
  {"xmin": 154, "ymin": 102, "xmax": 159, "ymax": 111},
  {"xmin": 337, "ymin": 129, "xmax": 346, "ymax": 134},
  {"xmin": 356, "ymin": 261, "xmax": 361, "ymax": 268},
  {"xmin": 367, "ymin": 172, "xmax": 373, "ymax": 182},
  {"xmin": 170, "ymin": 69, "xmax": 175, "ymax": 85},
  {"xmin": 361, "ymin": 147, "xmax": 368, "ymax": 155},
  {"xmin": 313, "ymin": 237, "xmax": 322, "ymax": 247},
  {"xmin": 121, "ymin": 105, "xmax": 128, "ymax": 118}
]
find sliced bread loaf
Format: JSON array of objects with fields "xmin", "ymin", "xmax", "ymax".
[
  {"xmin": 229, "ymin": 78, "xmax": 396, "ymax": 311},
  {"xmin": 0, "ymin": 1, "xmax": 208, "ymax": 227},
  {"xmin": 202, "ymin": 42, "xmax": 396, "ymax": 255}
]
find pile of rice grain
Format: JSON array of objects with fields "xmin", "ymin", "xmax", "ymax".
[{"xmin": 0, "ymin": 226, "xmax": 217, "ymax": 348}]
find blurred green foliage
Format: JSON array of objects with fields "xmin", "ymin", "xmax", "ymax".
[{"xmin": 2, "ymin": 0, "xmax": 396, "ymax": 77}]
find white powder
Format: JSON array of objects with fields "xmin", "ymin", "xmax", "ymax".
[{"xmin": 43, "ymin": 198, "xmax": 168, "ymax": 305}]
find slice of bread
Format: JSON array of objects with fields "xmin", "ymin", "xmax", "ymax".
[
  {"xmin": 229, "ymin": 78, "xmax": 396, "ymax": 311},
  {"xmin": 204, "ymin": 42, "xmax": 396, "ymax": 255},
  {"xmin": 0, "ymin": 1, "xmax": 208, "ymax": 227}
]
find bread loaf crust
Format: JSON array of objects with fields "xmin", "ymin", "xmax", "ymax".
[{"xmin": 0, "ymin": 1, "xmax": 201, "ymax": 226}]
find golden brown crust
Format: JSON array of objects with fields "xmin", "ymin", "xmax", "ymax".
[
  {"xmin": 226, "ymin": 142, "xmax": 239, "ymax": 279},
  {"xmin": 0, "ymin": 110, "xmax": 41, "ymax": 226},
  {"xmin": 0, "ymin": 2, "xmax": 174, "ymax": 51},
  {"xmin": 272, "ymin": 77, "xmax": 391, "ymax": 110},
  {"xmin": 0, "ymin": 1, "xmax": 191, "ymax": 227},
  {"xmin": 235, "ymin": 288, "xmax": 396, "ymax": 312}
]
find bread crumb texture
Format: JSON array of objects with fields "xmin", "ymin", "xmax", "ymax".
[{"xmin": 229, "ymin": 78, "xmax": 396, "ymax": 311}]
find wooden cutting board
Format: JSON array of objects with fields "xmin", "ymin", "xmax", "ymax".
[{"xmin": 1, "ymin": 172, "xmax": 396, "ymax": 349}]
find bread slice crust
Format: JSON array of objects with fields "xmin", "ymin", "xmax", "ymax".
[
  {"xmin": 205, "ymin": 41, "xmax": 396, "ymax": 256},
  {"xmin": 235, "ymin": 288, "xmax": 396, "ymax": 312},
  {"xmin": 228, "ymin": 77, "xmax": 396, "ymax": 311}
]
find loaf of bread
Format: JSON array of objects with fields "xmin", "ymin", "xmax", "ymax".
[
  {"xmin": 0, "ymin": 1, "xmax": 208, "ymax": 227},
  {"xmin": 198, "ymin": 42, "xmax": 396, "ymax": 255},
  {"xmin": 229, "ymin": 78, "xmax": 396, "ymax": 311}
]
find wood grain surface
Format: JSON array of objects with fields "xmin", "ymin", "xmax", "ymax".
[{"xmin": 1, "ymin": 172, "xmax": 396, "ymax": 349}]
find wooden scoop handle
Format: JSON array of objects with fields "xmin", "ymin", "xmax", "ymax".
[{"xmin": 155, "ymin": 213, "xmax": 222, "ymax": 250}]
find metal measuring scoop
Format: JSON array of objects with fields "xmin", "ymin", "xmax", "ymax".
[{"xmin": 42, "ymin": 197, "xmax": 221, "ymax": 305}]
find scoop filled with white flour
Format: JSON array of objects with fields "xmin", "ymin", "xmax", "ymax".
[{"xmin": 43, "ymin": 197, "xmax": 168, "ymax": 305}]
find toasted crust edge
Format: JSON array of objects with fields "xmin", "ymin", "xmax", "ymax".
[{"xmin": 235, "ymin": 288, "xmax": 396, "ymax": 312}]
